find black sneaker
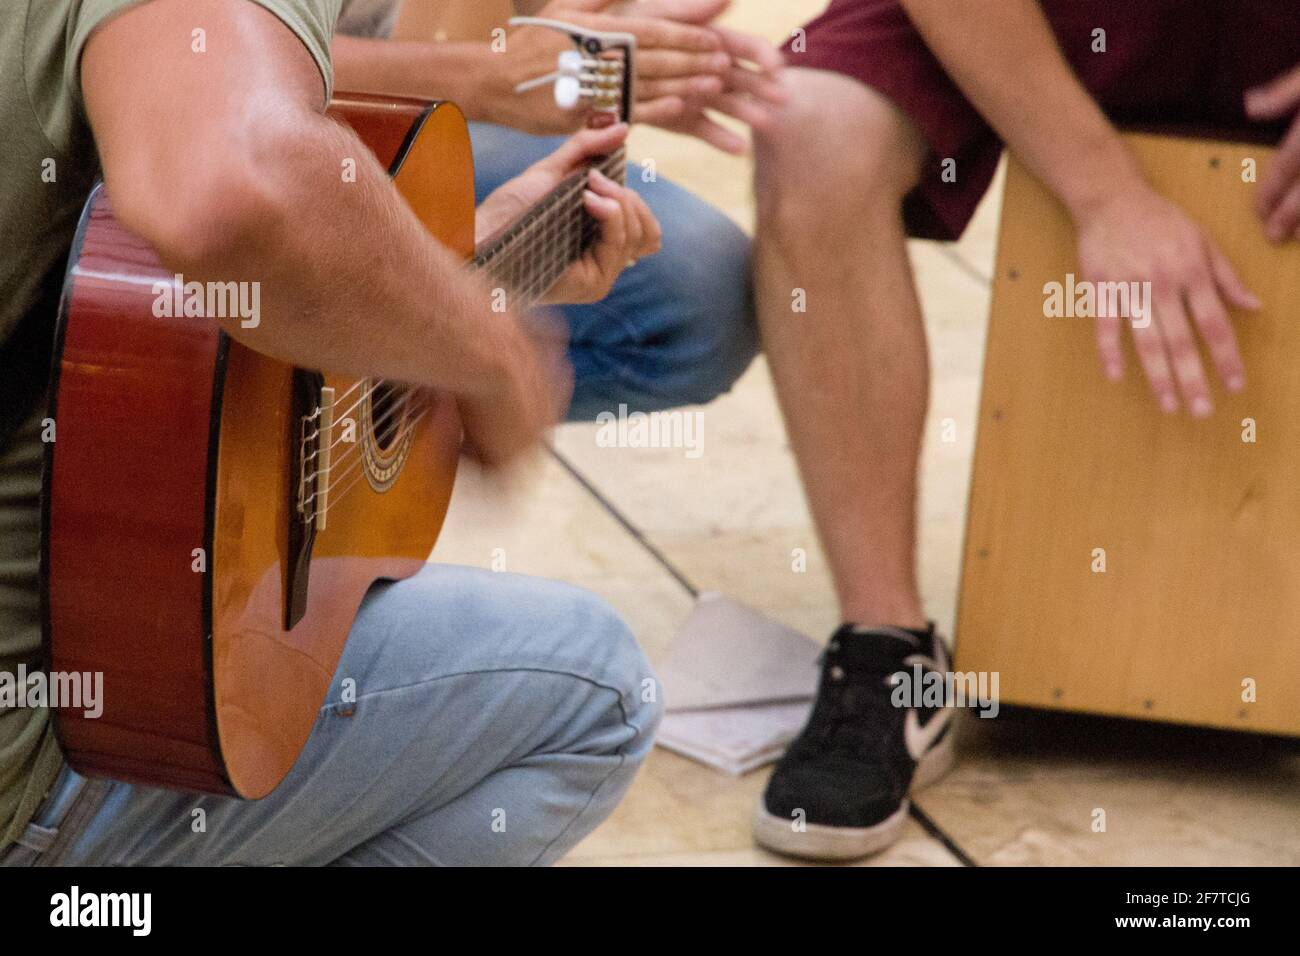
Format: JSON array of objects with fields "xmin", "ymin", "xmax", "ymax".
[{"xmin": 753, "ymin": 623, "xmax": 955, "ymax": 860}]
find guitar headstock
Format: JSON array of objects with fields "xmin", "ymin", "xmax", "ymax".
[{"xmin": 509, "ymin": 17, "xmax": 636, "ymax": 125}]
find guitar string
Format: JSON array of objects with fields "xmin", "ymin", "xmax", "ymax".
[
  {"xmin": 483, "ymin": 150, "xmax": 625, "ymax": 304},
  {"xmin": 305, "ymin": 395, "xmax": 433, "ymax": 517},
  {"xmin": 483, "ymin": 175, "xmax": 588, "ymax": 297},
  {"xmin": 314, "ymin": 400, "xmax": 436, "ymax": 519},
  {"xmin": 299, "ymin": 386, "xmax": 428, "ymax": 501},
  {"xmin": 324, "ymin": 377, "xmax": 391, "ymax": 439},
  {"xmin": 296, "ymin": 75, "xmax": 630, "ymax": 522},
  {"xmin": 482, "ymin": 146, "xmax": 617, "ymax": 266},
  {"xmin": 515, "ymin": 180, "xmax": 607, "ymax": 308},
  {"xmin": 313, "ymin": 185, "xmax": 593, "ymax": 502},
  {"xmin": 505, "ymin": 154, "xmax": 625, "ymax": 309},
  {"xmin": 301, "ymin": 382, "xmax": 421, "ymax": 477},
  {"xmin": 301, "ymin": 170, "xmax": 597, "ymax": 454},
  {"xmin": 323, "ymin": 387, "xmax": 424, "ymax": 470},
  {"xmin": 322, "ymin": 381, "xmax": 423, "ymax": 455},
  {"xmin": 298, "ymin": 150, "xmax": 627, "ymax": 513},
  {"xmin": 302, "ymin": 376, "xmax": 366, "ymax": 428},
  {"xmin": 298, "ymin": 375, "xmax": 368, "ymax": 455},
  {"xmin": 478, "ymin": 172, "xmax": 583, "ymax": 278},
  {"xmin": 300, "ymin": 375, "xmax": 390, "ymax": 468}
]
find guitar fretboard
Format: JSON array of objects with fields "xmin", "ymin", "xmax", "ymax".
[{"xmin": 472, "ymin": 148, "xmax": 627, "ymax": 308}]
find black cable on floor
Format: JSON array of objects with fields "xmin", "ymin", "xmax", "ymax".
[
  {"xmin": 909, "ymin": 804, "xmax": 979, "ymax": 867},
  {"xmin": 547, "ymin": 445, "xmax": 699, "ymax": 597}
]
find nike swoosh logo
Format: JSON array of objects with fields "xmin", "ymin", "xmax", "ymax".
[
  {"xmin": 901, "ymin": 637, "xmax": 952, "ymax": 761},
  {"xmin": 904, "ymin": 705, "xmax": 952, "ymax": 762},
  {"xmin": 903, "ymin": 636, "xmax": 948, "ymax": 674}
]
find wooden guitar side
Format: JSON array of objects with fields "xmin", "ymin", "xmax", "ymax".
[{"xmin": 45, "ymin": 94, "xmax": 473, "ymax": 797}]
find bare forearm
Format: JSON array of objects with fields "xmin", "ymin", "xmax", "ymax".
[
  {"xmin": 151, "ymin": 109, "xmax": 508, "ymax": 395},
  {"xmin": 900, "ymin": 0, "xmax": 1146, "ymax": 216},
  {"xmin": 82, "ymin": 0, "xmax": 514, "ymax": 398},
  {"xmin": 332, "ymin": 35, "xmax": 508, "ymax": 125}
]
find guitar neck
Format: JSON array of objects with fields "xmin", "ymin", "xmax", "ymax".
[{"xmin": 471, "ymin": 148, "xmax": 627, "ymax": 308}]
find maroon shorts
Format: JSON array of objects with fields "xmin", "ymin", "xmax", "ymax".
[{"xmin": 787, "ymin": 0, "xmax": 1300, "ymax": 239}]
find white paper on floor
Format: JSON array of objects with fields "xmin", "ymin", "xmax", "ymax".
[{"xmin": 654, "ymin": 592, "xmax": 822, "ymax": 775}]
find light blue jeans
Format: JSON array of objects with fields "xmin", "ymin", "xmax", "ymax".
[
  {"xmin": 44, "ymin": 568, "xmax": 658, "ymax": 866},
  {"xmin": 24, "ymin": 126, "xmax": 754, "ymax": 866}
]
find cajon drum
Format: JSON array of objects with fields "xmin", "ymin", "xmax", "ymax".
[{"xmin": 955, "ymin": 132, "xmax": 1300, "ymax": 737}]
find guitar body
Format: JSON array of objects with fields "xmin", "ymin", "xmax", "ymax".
[{"xmin": 44, "ymin": 95, "xmax": 473, "ymax": 798}]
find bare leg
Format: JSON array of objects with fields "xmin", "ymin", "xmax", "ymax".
[{"xmin": 754, "ymin": 69, "xmax": 930, "ymax": 630}]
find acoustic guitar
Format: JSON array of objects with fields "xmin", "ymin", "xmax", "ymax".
[{"xmin": 43, "ymin": 25, "xmax": 634, "ymax": 799}]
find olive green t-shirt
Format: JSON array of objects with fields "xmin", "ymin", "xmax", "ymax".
[{"xmin": 0, "ymin": 0, "xmax": 340, "ymax": 853}]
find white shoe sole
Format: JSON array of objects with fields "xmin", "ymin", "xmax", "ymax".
[{"xmin": 752, "ymin": 733, "xmax": 955, "ymax": 862}]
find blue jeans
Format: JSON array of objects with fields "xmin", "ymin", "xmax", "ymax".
[
  {"xmin": 469, "ymin": 123, "xmax": 758, "ymax": 420},
  {"xmin": 12, "ymin": 130, "xmax": 753, "ymax": 866},
  {"xmin": 25, "ymin": 568, "xmax": 656, "ymax": 866}
]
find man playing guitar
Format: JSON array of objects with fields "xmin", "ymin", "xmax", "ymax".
[
  {"xmin": 0, "ymin": 0, "xmax": 770, "ymax": 866},
  {"xmin": 331, "ymin": 0, "xmax": 784, "ymax": 420}
]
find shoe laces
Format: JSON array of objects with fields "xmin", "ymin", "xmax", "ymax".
[{"xmin": 795, "ymin": 637, "xmax": 913, "ymax": 762}]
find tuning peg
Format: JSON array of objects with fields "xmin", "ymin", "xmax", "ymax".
[
  {"xmin": 558, "ymin": 49, "xmax": 584, "ymax": 77},
  {"xmin": 555, "ymin": 75, "xmax": 582, "ymax": 110},
  {"xmin": 507, "ymin": 16, "xmax": 636, "ymax": 121}
]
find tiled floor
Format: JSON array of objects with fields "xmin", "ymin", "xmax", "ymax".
[{"xmin": 431, "ymin": 0, "xmax": 1300, "ymax": 866}]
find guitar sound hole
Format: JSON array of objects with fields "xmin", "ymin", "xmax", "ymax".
[{"xmin": 370, "ymin": 381, "xmax": 406, "ymax": 450}]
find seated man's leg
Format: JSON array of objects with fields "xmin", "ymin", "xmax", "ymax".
[
  {"xmin": 751, "ymin": 0, "xmax": 994, "ymax": 859},
  {"xmin": 755, "ymin": 68, "xmax": 929, "ymax": 631},
  {"xmin": 470, "ymin": 122, "xmax": 758, "ymax": 419},
  {"xmin": 54, "ymin": 566, "xmax": 661, "ymax": 866},
  {"xmin": 757, "ymin": 0, "xmax": 1006, "ymax": 638}
]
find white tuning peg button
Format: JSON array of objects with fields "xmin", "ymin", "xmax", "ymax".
[
  {"xmin": 555, "ymin": 74, "xmax": 582, "ymax": 110},
  {"xmin": 557, "ymin": 50, "xmax": 584, "ymax": 76}
]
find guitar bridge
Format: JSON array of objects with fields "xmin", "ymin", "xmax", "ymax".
[
  {"xmin": 314, "ymin": 387, "xmax": 336, "ymax": 530},
  {"xmin": 286, "ymin": 371, "xmax": 327, "ymax": 630}
]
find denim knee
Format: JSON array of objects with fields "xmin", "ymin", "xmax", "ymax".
[
  {"xmin": 575, "ymin": 589, "xmax": 663, "ymax": 760},
  {"xmin": 564, "ymin": 195, "xmax": 760, "ymax": 421},
  {"xmin": 658, "ymin": 207, "xmax": 759, "ymax": 406}
]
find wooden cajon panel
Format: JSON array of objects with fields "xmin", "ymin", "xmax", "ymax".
[{"xmin": 955, "ymin": 133, "xmax": 1300, "ymax": 737}]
